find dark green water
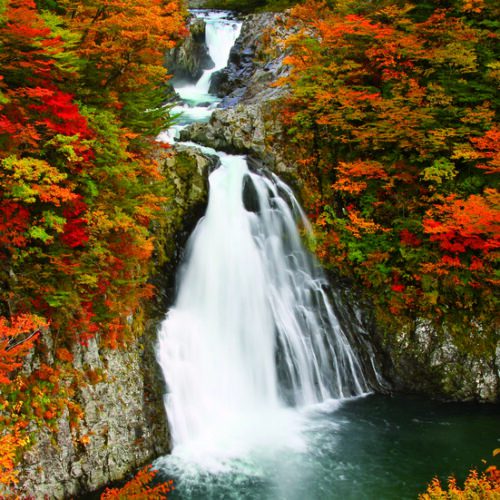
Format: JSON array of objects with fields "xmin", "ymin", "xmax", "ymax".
[{"xmin": 154, "ymin": 394, "xmax": 499, "ymax": 500}]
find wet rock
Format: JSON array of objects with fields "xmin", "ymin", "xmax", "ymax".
[
  {"xmin": 209, "ymin": 12, "xmax": 291, "ymax": 106},
  {"xmin": 242, "ymin": 174, "xmax": 261, "ymax": 213},
  {"xmin": 180, "ymin": 104, "xmax": 266, "ymax": 156},
  {"xmin": 149, "ymin": 144, "xmax": 218, "ymax": 312},
  {"xmin": 12, "ymin": 334, "xmax": 170, "ymax": 499},
  {"xmin": 179, "ymin": 101, "xmax": 291, "ymax": 177},
  {"xmin": 376, "ymin": 319, "xmax": 500, "ymax": 402},
  {"xmin": 161, "ymin": 143, "xmax": 218, "ymax": 239},
  {"xmin": 325, "ymin": 277, "xmax": 393, "ymax": 394},
  {"xmin": 165, "ymin": 18, "xmax": 214, "ymax": 83}
]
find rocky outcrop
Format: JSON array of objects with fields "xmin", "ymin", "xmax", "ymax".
[
  {"xmin": 165, "ymin": 18, "xmax": 214, "ymax": 83},
  {"xmin": 377, "ymin": 320, "xmax": 500, "ymax": 402},
  {"xmin": 323, "ymin": 275, "xmax": 500, "ymax": 402},
  {"xmin": 209, "ymin": 12, "xmax": 290, "ymax": 107},
  {"xmin": 325, "ymin": 278, "xmax": 392, "ymax": 394},
  {"xmin": 8, "ymin": 145, "xmax": 216, "ymax": 499},
  {"xmin": 14, "ymin": 332, "xmax": 169, "ymax": 499},
  {"xmin": 180, "ymin": 104, "xmax": 266, "ymax": 156}
]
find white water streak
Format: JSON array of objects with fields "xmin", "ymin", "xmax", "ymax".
[{"xmin": 176, "ymin": 12, "xmax": 241, "ymax": 101}]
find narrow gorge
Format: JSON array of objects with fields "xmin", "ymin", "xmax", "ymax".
[{"xmin": 5, "ymin": 5, "xmax": 498, "ymax": 499}]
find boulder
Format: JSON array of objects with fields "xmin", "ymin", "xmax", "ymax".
[{"xmin": 180, "ymin": 104, "xmax": 266, "ymax": 155}]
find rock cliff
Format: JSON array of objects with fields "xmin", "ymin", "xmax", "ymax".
[
  {"xmin": 8, "ymin": 147, "xmax": 217, "ymax": 498},
  {"xmin": 164, "ymin": 18, "xmax": 214, "ymax": 83},
  {"xmin": 15, "ymin": 333, "xmax": 169, "ymax": 499},
  {"xmin": 208, "ymin": 12, "xmax": 290, "ymax": 106},
  {"xmin": 378, "ymin": 320, "xmax": 499, "ymax": 402}
]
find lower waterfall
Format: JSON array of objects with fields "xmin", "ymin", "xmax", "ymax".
[
  {"xmin": 156, "ymin": 151, "xmax": 368, "ymax": 463},
  {"xmin": 156, "ymin": 3, "xmax": 369, "ymax": 471}
]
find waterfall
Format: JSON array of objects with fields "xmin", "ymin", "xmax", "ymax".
[
  {"xmin": 149, "ymin": 12, "xmax": 495, "ymax": 499},
  {"xmin": 156, "ymin": 10, "xmax": 369, "ymax": 465},
  {"xmin": 156, "ymin": 157, "xmax": 368, "ymax": 458},
  {"xmin": 176, "ymin": 11, "xmax": 241, "ymax": 102}
]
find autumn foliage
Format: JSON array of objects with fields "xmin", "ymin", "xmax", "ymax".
[
  {"xmin": 0, "ymin": 0, "xmax": 186, "ymax": 488},
  {"xmin": 420, "ymin": 467, "xmax": 500, "ymax": 499},
  {"xmin": 274, "ymin": 0, "xmax": 499, "ymax": 343},
  {"xmin": 101, "ymin": 466, "xmax": 174, "ymax": 499},
  {"xmin": 420, "ymin": 450, "xmax": 500, "ymax": 499}
]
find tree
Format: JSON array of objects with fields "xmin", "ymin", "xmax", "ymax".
[
  {"xmin": 274, "ymin": 0, "xmax": 499, "ymax": 339},
  {"xmin": 0, "ymin": 0, "xmax": 187, "ymax": 486}
]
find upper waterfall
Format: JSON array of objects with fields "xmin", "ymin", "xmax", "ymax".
[{"xmin": 176, "ymin": 11, "xmax": 241, "ymax": 102}]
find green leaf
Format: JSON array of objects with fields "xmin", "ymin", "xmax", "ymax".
[{"xmin": 29, "ymin": 226, "xmax": 52, "ymax": 243}]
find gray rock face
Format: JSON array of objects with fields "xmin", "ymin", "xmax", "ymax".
[
  {"xmin": 180, "ymin": 104, "xmax": 266, "ymax": 156},
  {"xmin": 10, "ymin": 333, "xmax": 169, "ymax": 499},
  {"xmin": 158, "ymin": 144, "xmax": 219, "ymax": 283},
  {"xmin": 164, "ymin": 144, "xmax": 218, "ymax": 212},
  {"xmin": 377, "ymin": 320, "xmax": 500, "ymax": 402},
  {"xmin": 209, "ymin": 13, "xmax": 291, "ymax": 106},
  {"xmin": 165, "ymin": 18, "xmax": 214, "ymax": 83}
]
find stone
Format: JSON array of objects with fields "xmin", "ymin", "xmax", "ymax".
[
  {"xmin": 375, "ymin": 319, "xmax": 500, "ymax": 402},
  {"xmin": 180, "ymin": 104, "xmax": 266, "ymax": 156},
  {"xmin": 208, "ymin": 12, "xmax": 291, "ymax": 106},
  {"xmin": 165, "ymin": 18, "xmax": 214, "ymax": 83}
]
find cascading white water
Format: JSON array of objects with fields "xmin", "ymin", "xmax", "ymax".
[
  {"xmin": 248, "ymin": 171, "xmax": 367, "ymax": 404},
  {"xmin": 176, "ymin": 11, "xmax": 241, "ymax": 102},
  {"xmin": 157, "ymin": 156, "xmax": 368, "ymax": 461},
  {"xmin": 156, "ymin": 11, "xmax": 241, "ymax": 145},
  {"xmin": 156, "ymin": 9, "xmax": 369, "ymax": 467}
]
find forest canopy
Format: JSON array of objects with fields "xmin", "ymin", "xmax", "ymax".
[
  {"xmin": 0, "ymin": 0, "xmax": 187, "ymax": 486},
  {"xmin": 274, "ymin": 0, "xmax": 499, "ymax": 345}
]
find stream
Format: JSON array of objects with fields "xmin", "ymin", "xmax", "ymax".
[{"xmin": 152, "ymin": 10, "xmax": 499, "ymax": 500}]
